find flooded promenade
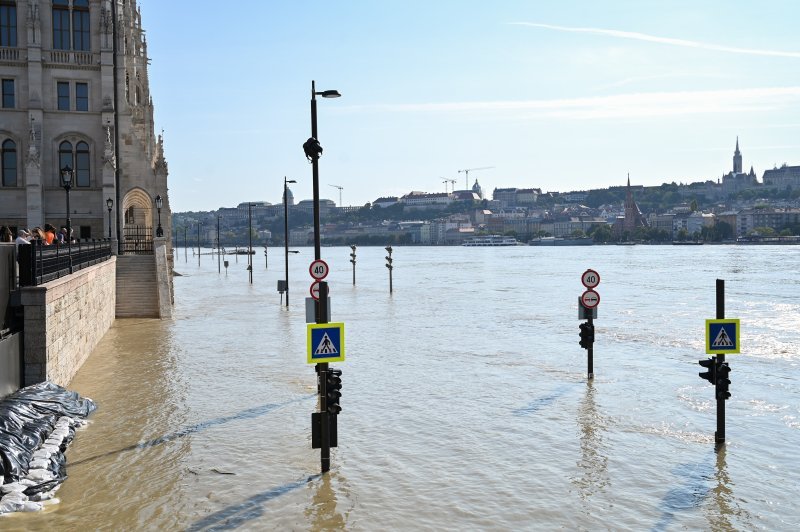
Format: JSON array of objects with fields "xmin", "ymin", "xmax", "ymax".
[{"xmin": 5, "ymin": 245, "xmax": 799, "ymax": 530}]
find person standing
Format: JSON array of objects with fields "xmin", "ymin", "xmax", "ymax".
[{"xmin": 43, "ymin": 224, "xmax": 57, "ymax": 245}]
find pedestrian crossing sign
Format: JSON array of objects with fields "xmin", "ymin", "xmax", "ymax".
[
  {"xmin": 307, "ymin": 322, "xmax": 345, "ymax": 364},
  {"xmin": 705, "ymin": 319, "xmax": 740, "ymax": 354}
]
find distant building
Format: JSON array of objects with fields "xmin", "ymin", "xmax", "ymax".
[
  {"xmin": 373, "ymin": 196, "xmax": 398, "ymax": 208},
  {"xmin": 400, "ymin": 191, "xmax": 452, "ymax": 209},
  {"xmin": 616, "ymin": 175, "xmax": 648, "ymax": 237},
  {"xmin": 721, "ymin": 138, "xmax": 758, "ymax": 196},
  {"xmin": 471, "ymin": 179, "xmax": 483, "ymax": 199},
  {"xmin": 762, "ymin": 164, "xmax": 800, "ymax": 190}
]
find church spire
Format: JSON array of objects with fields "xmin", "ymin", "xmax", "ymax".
[{"xmin": 733, "ymin": 136, "xmax": 743, "ymax": 174}]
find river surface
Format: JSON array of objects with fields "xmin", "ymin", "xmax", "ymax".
[{"xmin": 5, "ymin": 245, "xmax": 800, "ymax": 530}]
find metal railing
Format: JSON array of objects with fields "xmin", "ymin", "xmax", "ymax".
[
  {"xmin": 18, "ymin": 239, "xmax": 113, "ymax": 287},
  {"xmin": 122, "ymin": 225, "xmax": 154, "ymax": 255}
]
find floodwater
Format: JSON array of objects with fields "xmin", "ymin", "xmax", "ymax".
[{"xmin": 4, "ymin": 245, "xmax": 800, "ymax": 530}]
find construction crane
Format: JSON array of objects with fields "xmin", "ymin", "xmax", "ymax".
[
  {"xmin": 328, "ymin": 184, "xmax": 343, "ymax": 207},
  {"xmin": 458, "ymin": 166, "xmax": 494, "ymax": 190},
  {"xmin": 440, "ymin": 178, "xmax": 457, "ymax": 193}
]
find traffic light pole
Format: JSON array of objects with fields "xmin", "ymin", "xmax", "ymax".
[
  {"xmin": 716, "ymin": 279, "xmax": 726, "ymax": 446},
  {"xmin": 318, "ymin": 281, "xmax": 331, "ymax": 473},
  {"xmin": 587, "ymin": 315, "xmax": 594, "ymax": 380}
]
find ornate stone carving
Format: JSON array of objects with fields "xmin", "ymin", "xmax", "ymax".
[
  {"xmin": 26, "ymin": 120, "xmax": 40, "ymax": 168},
  {"xmin": 103, "ymin": 125, "xmax": 117, "ymax": 170}
]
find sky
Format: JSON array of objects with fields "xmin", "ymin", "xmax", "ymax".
[{"xmin": 141, "ymin": 0, "xmax": 800, "ymax": 212}]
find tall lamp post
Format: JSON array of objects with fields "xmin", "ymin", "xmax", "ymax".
[
  {"xmin": 217, "ymin": 215, "xmax": 221, "ymax": 273},
  {"xmin": 304, "ymin": 80, "xmax": 341, "ymax": 474},
  {"xmin": 60, "ymin": 165, "xmax": 74, "ymax": 273},
  {"xmin": 284, "ymin": 177, "xmax": 296, "ymax": 306},
  {"xmin": 155, "ymin": 195, "xmax": 163, "ymax": 237},
  {"xmin": 248, "ymin": 203, "xmax": 253, "ymax": 284},
  {"xmin": 106, "ymin": 198, "xmax": 113, "ymax": 239},
  {"xmin": 197, "ymin": 222, "xmax": 201, "ymax": 266}
]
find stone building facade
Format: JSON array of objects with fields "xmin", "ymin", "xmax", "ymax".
[{"xmin": 0, "ymin": 0, "xmax": 170, "ymax": 259}]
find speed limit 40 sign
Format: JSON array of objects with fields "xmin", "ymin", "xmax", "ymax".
[
  {"xmin": 581, "ymin": 269, "xmax": 600, "ymax": 288},
  {"xmin": 309, "ymin": 259, "xmax": 329, "ymax": 280}
]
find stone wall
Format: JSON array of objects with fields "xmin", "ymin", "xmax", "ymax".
[{"xmin": 20, "ymin": 258, "xmax": 117, "ymax": 387}]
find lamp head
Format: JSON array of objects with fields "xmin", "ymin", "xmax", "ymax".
[
  {"xmin": 106, "ymin": 197, "xmax": 113, "ymax": 210},
  {"xmin": 319, "ymin": 89, "xmax": 341, "ymax": 98},
  {"xmin": 60, "ymin": 165, "xmax": 73, "ymax": 188},
  {"xmin": 155, "ymin": 194, "xmax": 163, "ymax": 209}
]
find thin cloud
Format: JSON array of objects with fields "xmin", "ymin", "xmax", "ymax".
[
  {"xmin": 510, "ymin": 22, "xmax": 800, "ymax": 59},
  {"xmin": 341, "ymin": 87, "xmax": 800, "ymax": 120}
]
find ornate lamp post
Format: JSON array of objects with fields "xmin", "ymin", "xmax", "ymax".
[
  {"xmin": 60, "ymin": 165, "xmax": 74, "ymax": 273},
  {"xmin": 106, "ymin": 198, "xmax": 113, "ymax": 239},
  {"xmin": 155, "ymin": 194, "xmax": 163, "ymax": 237},
  {"xmin": 284, "ymin": 177, "xmax": 296, "ymax": 306}
]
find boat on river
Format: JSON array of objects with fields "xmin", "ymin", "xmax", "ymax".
[
  {"xmin": 529, "ymin": 236, "xmax": 594, "ymax": 246},
  {"xmin": 462, "ymin": 235, "xmax": 520, "ymax": 246}
]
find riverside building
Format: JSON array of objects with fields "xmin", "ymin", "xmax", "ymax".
[{"xmin": 0, "ymin": 0, "xmax": 171, "ymax": 259}]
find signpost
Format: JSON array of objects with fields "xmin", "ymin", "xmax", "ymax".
[
  {"xmin": 309, "ymin": 259, "xmax": 329, "ymax": 280},
  {"xmin": 580, "ymin": 290, "xmax": 600, "ymax": 309},
  {"xmin": 579, "ymin": 270, "xmax": 600, "ymax": 380},
  {"xmin": 581, "ymin": 269, "xmax": 600, "ymax": 289}
]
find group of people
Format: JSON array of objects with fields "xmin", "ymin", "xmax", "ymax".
[{"xmin": 0, "ymin": 224, "xmax": 75, "ymax": 246}]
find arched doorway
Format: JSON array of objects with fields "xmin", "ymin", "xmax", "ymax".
[{"xmin": 121, "ymin": 188, "xmax": 154, "ymax": 254}]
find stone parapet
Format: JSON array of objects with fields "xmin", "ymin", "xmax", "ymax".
[{"xmin": 20, "ymin": 258, "xmax": 117, "ymax": 386}]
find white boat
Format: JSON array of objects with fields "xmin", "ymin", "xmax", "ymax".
[{"xmin": 462, "ymin": 235, "xmax": 519, "ymax": 246}]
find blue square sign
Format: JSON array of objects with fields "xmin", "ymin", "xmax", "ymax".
[
  {"xmin": 307, "ymin": 322, "xmax": 345, "ymax": 363},
  {"xmin": 705, "ymin": 319, "xmax": 740, "ymax": 354}
]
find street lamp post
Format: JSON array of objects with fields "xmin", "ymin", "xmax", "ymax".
[
  {"xmin": 197, "ymin": 223, "xmax": 201, "ymax": 266},
  {"xmin": 284, "ymin": 177, "xmax": 296, "ymax": 306},
  {"xmin": 184, "ymin": 226, "xmax": 187, "ymax": 262},
  {"xmin": 305, "ymin": 80, "xmax": 340, "ymax": 474},
  {"xmin": 248, "ymin": 203, "xmax": 253, "ymax": 284},
  {"xmin": 155, "ymin": 195, "xmax": 163, "ymax": 237},
  {"xmin": 106, "ymin": 198, "xmax": 113, "ymax": 239},
  {"xmin": 217, "ymin": 215, "xmax": 221, "ymax": 274},
  {"xmin": 60, "ymin": 165, "xmax": 74, "ymax": 273}
]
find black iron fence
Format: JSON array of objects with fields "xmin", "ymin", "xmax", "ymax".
[
  {"xmin": 18, "ymin": 239, "xmax": 114, "ymax": 287},
  {"xmin": 122, "ymin": 225, "xmax": 154, "ymax": 255}
]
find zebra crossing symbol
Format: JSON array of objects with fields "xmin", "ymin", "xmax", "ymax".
[
  {"xmin": 315, "ymin": 333, "xmax": 338, "ymax": 355},
  {"xmin": 705, "ymin": 319, "xmax": 740, "ymax": 354},
  {"xmin": 307, "ymin": 322, "xmax": 345, "ymax": 363}
]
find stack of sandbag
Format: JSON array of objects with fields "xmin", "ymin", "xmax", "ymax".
[{"xmin": 0, "ymin": 382, "xmax": 95, "ymax": 514}]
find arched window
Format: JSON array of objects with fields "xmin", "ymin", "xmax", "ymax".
[
  {"xmin": 1, "ymin": 139, "xmax": 16, "ymax": 187},
  {"xmin": 124, "ymin": 206, "xmax": 135, "ymax": 224},
  {"xmin": 58, "ymin": 140, "xmax": 91, "ymax": 187},
  {"xmin": 59, "ymin": 140, "xmax": 73, "ymax": 171},
  {"xmin": 0, "ymin": 0, "xmax": 16, "ymax": 48},
  {"xmin": 52, "ymin": 0, "xmax": 90, "ymax": 51},
  {"xmin": 75, "ymin": 141, "xmax": 89, "ymax": 186}
]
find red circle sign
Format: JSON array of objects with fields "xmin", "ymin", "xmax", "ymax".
[
  {"xmin": 581, "ymin": 289, "xmax": 600, "ymax": 308},
  {"xmin": 581, "ymin": 269, "xmax": 600, "ymax": 288},
  {"xmin": 309, "ymin": 259, "xmax": 329, "ymax": 280},
  {"xmin": 310, "ymin": 281, "xmax": 320, "ymax": 300}
]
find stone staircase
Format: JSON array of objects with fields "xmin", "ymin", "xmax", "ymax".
[{"xmin": 115, "ymin": 255, "xmax": 160, "ymax": 318}]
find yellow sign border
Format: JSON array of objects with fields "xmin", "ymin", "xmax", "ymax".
[
  {"xmin": 307, "ymin": 322, "xmax": 345, "ymax": 364},
  {"xmin": 705, "ymin": 318, "xmax": 740, "ymax": 354}
]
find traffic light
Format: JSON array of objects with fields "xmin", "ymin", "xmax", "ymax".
[
  {"xmin": 579, "ymin": 322, "xmax": 594, "ymax": 349},
  {"xmin": 349, "ymin": 244, "xmax": 356, "ymax": 264},
  {"xmin": 385, "ymin": 246, "xmax": 393, "ymax": 270},
  {"xmin": 716, "ymin": 362, "xmax": 731, "ymax": 400},
  {"xmin": 698, "ymin": 357, "xmax": 716, "ymax": 385},
  {"xmin": 326, "ymin": 369, "xmax": 342, "ymax": 415}
]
